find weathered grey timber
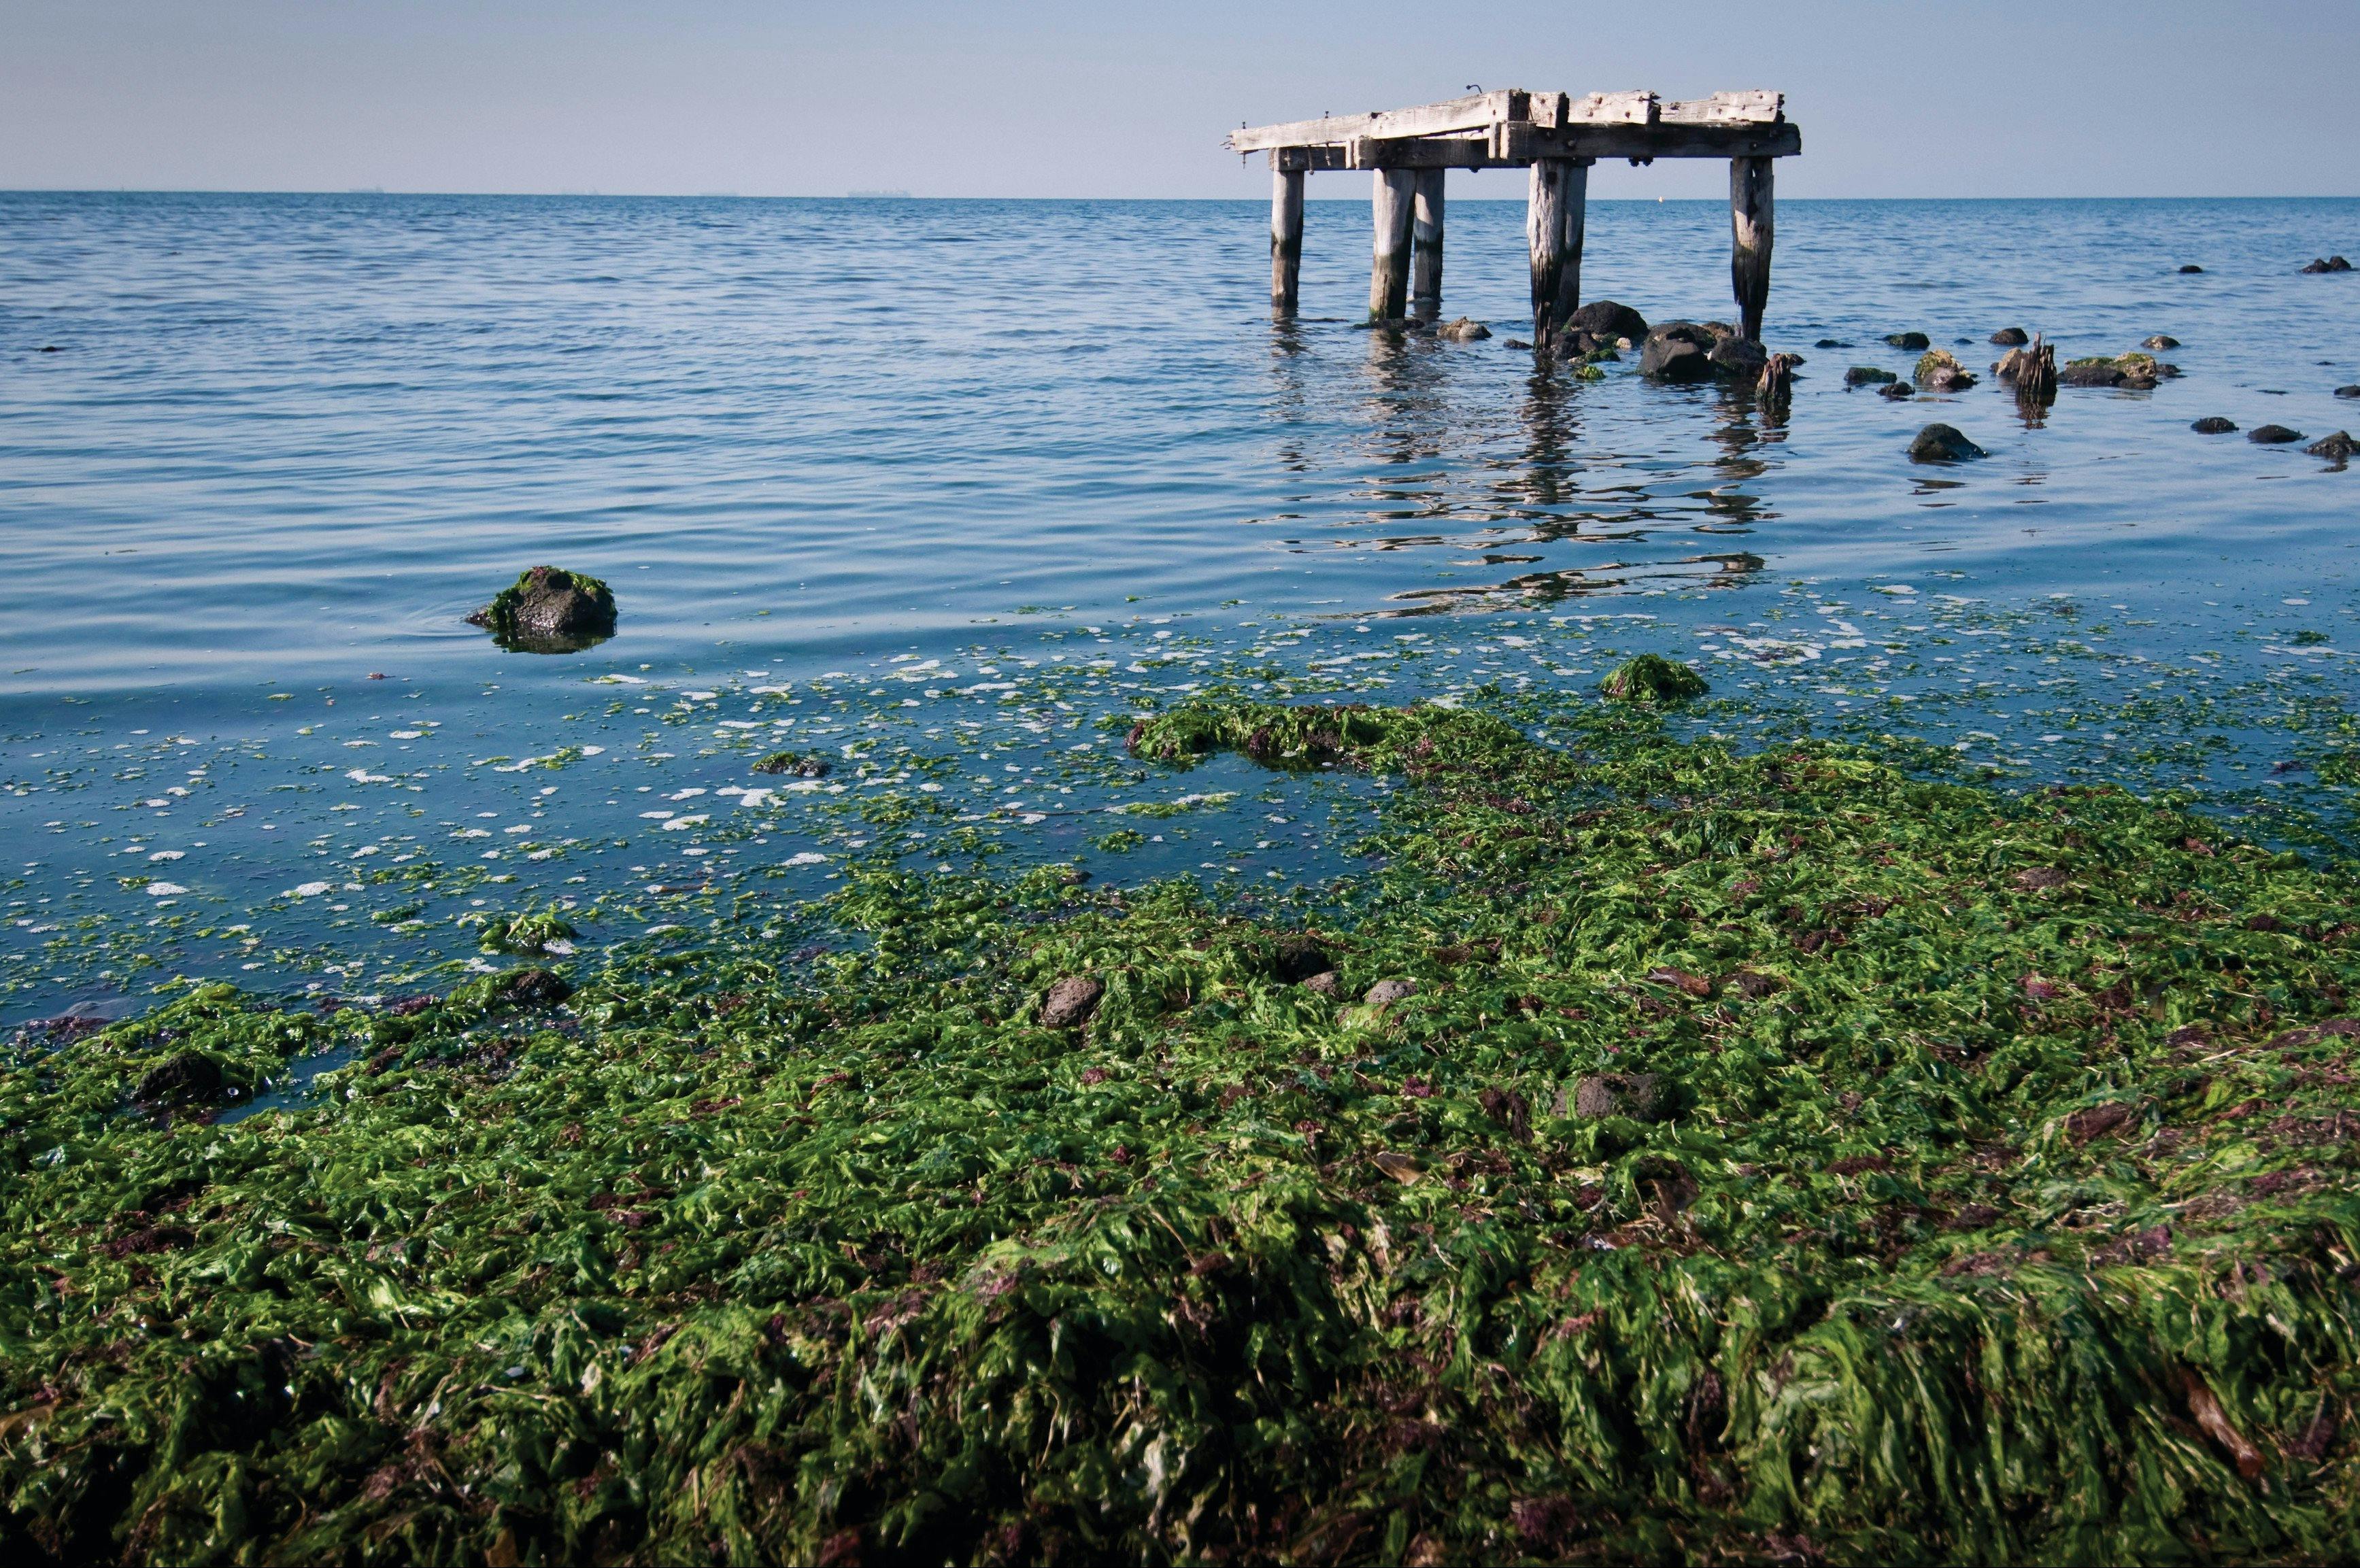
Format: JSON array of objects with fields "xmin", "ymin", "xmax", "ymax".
[
  {"xmin": 1370, "ymin": 170, "xmax": 1415, "ymax": 320},
  {"xmin": 1411, "ymin": 169, "xmax": 1445, "ymax": 320},
  {"xmin": 1230, "ymin": 88, "xmax": 1800, "ymax": 345},
  {"xmin": 1270, "ymin": 168, "xmax": 1304, "ymax": 313}
]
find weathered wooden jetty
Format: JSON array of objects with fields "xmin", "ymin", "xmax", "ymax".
[{"xmin": 1229, "ymin": 90, "xmax": 1799, "ymax": 352}]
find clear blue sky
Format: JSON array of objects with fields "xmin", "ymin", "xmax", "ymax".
[{"xmin": 5, "ymin": 0, "xmax": 2356, "ymax": 199}]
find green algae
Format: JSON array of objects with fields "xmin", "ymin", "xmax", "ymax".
[
  {"xmin": 7, "ymin": 702, "xmax": 2360, "ymax": 1563},
  {"xmin": 1600, "ymin": 655, "xmax": 1710, "ymax": 706}
]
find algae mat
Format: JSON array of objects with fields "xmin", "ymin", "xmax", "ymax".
[{"xmin": 4, "ymin": 701, "xmax": 2358, "ymax": 1564}]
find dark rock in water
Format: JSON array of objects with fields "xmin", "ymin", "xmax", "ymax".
[
  {"xmin": 1502, "ymin": 338, "xmax": 1532, "ymax": 350},
  {"xmin": 2308, "ymin": 430, "xmax": 2357, "ymax": 460},
  {"xmin": 1637, "ymin": 322, "xmax": 1716, "ymax": 382},
  {"xmin": 468, "ymin": 566, "xmax": 617, "ymax": 653},
  {"xmin": 1990, "ymin": 327, "xmax": 2030, "ymax": 346},
  {"xmin": 1573, "ymin": 1072, "xmax": 1662, "ymax": 1122},
  {"xmin": 1039, "ymin": 976, "xmax": 1103, "ymax": 1029},
  {"xmin": 1272, "ymin": 935, "xmax": 1332, "ymax": 984},
  {"xmin": 2178, "ymin": 263, "xmax": 2204, "ymax": 273},
  {"xmin": 2059, "ymin": 360, "xmax": 2127, "ymax": 388},
  {"xmin": 1884, "ymin": 331, "xmax": 1931, "ymax": 350},
  {"xmin": 1600, "ymin": 654, "xmax": 1708, "ymax": 704},
  {"xmin": 1564, "ymin": 299, "xmax": 1648, "ymax": 347},
  {"xmin": 499, "ymin": 968, "xmax": 573, "ymax": 1007},
  {"xmin": 2142, "ymin": 335, "xmax": 2180, "ymax": 350},
  {"xmin": 1878, "ymin": 381, "xmax": 1916, "ymax": 400},
  {"xmin": 753, "ymin": 750, "xmax": 832, "ymax": 778},
  {"xmin": 1909, "ymin": 423, "xmax": 1987, "ymax": 463},
  {"xmin": 2249, "ymin": 424, "xmax": 2305, "ymax": 445},
  {"xmin": 1706, "ymin": 335, "xmax": 1768, "ymax": 379},
  {"xmin": 1814, "ymin": 337, "xmax": 1851, "ymax": 349},
  {"xmin": 2336, "ymin": 385, "xmax": 2360, "ymax": 399},
  {"xmin": 135, "ymin": 1052, "xmax": 223, "ymax": 1106},
  {"xmin": 2298, "ymin": 256, "xmax": 2352, "ymax": 273},
  {"xmin": 2191, "ymin": 416, "xmax": 2238, "ymax": 434},
  {"xmin": 1844, "ymin": 364, "xmax": 1898, "ymax": 387},
  {"xmin": 1438, "ymin": 316, "xmax": 1490, "ymax": 342}
]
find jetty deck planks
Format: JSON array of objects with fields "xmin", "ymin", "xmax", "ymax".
[{"xmin": 1230, "ymin": 88, "xmax": 1800, "ymax": 352}]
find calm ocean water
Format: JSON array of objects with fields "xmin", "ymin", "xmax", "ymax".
[{"xmin": 3, "ymin": 192, "xmax": 2358, "ymax": 1021}]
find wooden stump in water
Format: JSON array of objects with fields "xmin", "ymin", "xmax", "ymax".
[
  {"xmin": 1410, "ymin": 168, "xmax": 1445, "ymax": 320},
  {"xmin": 1526, "ymin": 159, "xmax": 1578, "ymax": 352},
  {"xmin": 1270, "ymin": 166, "xmax": 1304, "ymax": 314},
  {"xmin": 1729, "ymin": 156, "xmax": 1774, "ymax": 342},
  {"xmin": 1369, "ymin": 169, "xmax": 1415, "ymax": 320}
]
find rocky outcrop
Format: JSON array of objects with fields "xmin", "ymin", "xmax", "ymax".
[
  {"xmin": 1909, "ymin": 424, "xmax": 1987, "ymax": 463},
  {"xmin": 468, "ymin": 566, "xmax": 617, "ymax": 653}
]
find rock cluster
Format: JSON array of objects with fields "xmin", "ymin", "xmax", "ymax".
[{"xmin": 2299, "ymin": 256, "xmax": 2353, "ymax": 273}]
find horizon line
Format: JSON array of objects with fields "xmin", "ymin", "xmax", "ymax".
[{"xmin": 4, "ymin": 188, "xmax": 2360, "ymax": 203}]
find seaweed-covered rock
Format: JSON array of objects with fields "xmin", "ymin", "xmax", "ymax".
[
  {"xmin": 2142, "ymin": 335, "xmax": 2180, "ymax": 350},
  {"xmin": 1637, "ymin": 323, "xmax": 1716, "ymax": 382},
  {"xmin": 1565, "ymin": 300, "xmax": 1649, "ymax": 347},
  {"xmin": 1844, "ymin": 365, "xmax": 1898, "ymax": 388},
  {"xmin": 2191, "ymin": 417, "xmax": 2238, "ymax": 434},
  {"xmin": 1915, "ymin": 349, "xmax": 1976, "ymax": 392},
  {"xmin": 2308, "ymin": 431, "xmax": 2357, "ymax": 460},
  {"xmin": 1909, "ymin": 424, "xmax": 1987, "ymax": 463},
  {"xmin": 1706, "ymin": 335, "xmax": 1768, "ymax": 379},
  {"xmin": 467, "ymin": 566, "xmax": 617, "ymax": 653},
  {"xmin": 1438, "ymin": 317, "xmax": 1491, "ymax": 342},
  {"xmin": 2299, "ymin": 256, "xmax": 2353, "ymax": 273},
  {"xmin": 1990, "ymin": 327, "xmax": 2029, "ymax": 346},
  {"xmin": 133, "ymin": 1051, "xmax": 222, "ymax": 1106},
  {"xmin": 499, "ymin": 968, "xmax": 573, "ymax": 1007},
  {"xmin": 1601, "ymin": 655, "xmax": 1708, "ymax": 704},
  {"xmin": 1039, "ymin": 976, "xmax": 1102, "ymax": 1029},
  {"xmin": 1884, "ymin": 331, "xmax": 1931, "ymax": 351},
  {"xmin": 753, "ymin": 751, "xmax": 832, "ymax": 779},
  {"xmin": 1572, "ymin": 1072, "xmax": 1663, "ymax": 1122},
  {"xmin": 2250, "ymin": 424, "xmax": 2306, "ymax": 445}
]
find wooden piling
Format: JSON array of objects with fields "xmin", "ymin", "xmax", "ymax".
[
  {"xmin": 1553, "ymin": 158, "xmax": 1590, "ymax": 328},
  {"xmin": 1370, "ymin": 169, "xmax": 1416, "ymax": 320},
  {"xmin": 1410, "ymin": 168, "xmax": 1445, "ymax": 320},
  {"xmin": 1270, "ymin": 165, "xmax": 1304, "ymax": 313},
  {"xmin": 1729, "ymin": 155, "xmax": 1774, "ymax": 341},
  {"xmin": 1526, "ymin": 159, "xmax": 1573, "ymax": 351}
]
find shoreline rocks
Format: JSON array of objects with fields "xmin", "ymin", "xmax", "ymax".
[
  {"xmin": 1909, "ymin": 424, "xmax": 1987, "ymax": 463},
  {"xmin": 467, "ymin": 566, "xmax": 617, "ymax": 653}
]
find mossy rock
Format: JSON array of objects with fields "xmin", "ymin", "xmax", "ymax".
[
  {"xmin": 467, "ymin": 566, "xmax": 616, "ymax": 653},
  {"xmin": 754, "ymin": 751, "xmax": 833, "ymax": 779},
  {"xmin": 1600, "ymin": 654, "xmax": 1708, "ymax": 704}
]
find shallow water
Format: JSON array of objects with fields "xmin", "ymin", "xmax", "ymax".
[{"xmin": 4, "ymin": 192, "xmax": 2359, "ymax": 1021}]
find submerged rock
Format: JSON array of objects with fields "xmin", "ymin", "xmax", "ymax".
[
  {"xmin": 498, "ymin": 968, "xmax": 573, "ymax": 1008},
  {"xmin": 1438, "ymin": 317, "xmax": 1491, "ymax": 342},
  {"xmin": 2191, "ymin": 417, "xmax": 2238, "ymax": 434},
  {"xmin": 1885, "ymin": 331, "xmax": 1931, "ymax": 350},
  {"xmin": 1039, "ymin": 976, "xmax": 1103, "ymax": 1029},
  {"xmin": 1564, "ymin": 300, "xmax": 1649, "ymax": 347},
  {"xmin": 1990, "ymin": 327, "xmax": 2029, "ymax": 346},
  {"xmin": 134, "ymin": 1052, "xmax": 223, "ymax": 1106},
  {"xmin": 468, "ymin": 566, "xmax": 617, "ymax": 653},
  {"xmin": 1909, "ymin": 424, "xmax": 1987, "ymax": 463},
  {"xmin": 2308, "ymin": 431, "xmax": 2357, "ymax": 460},
  {"xmin": 1844, "ymin": 365, "xmax": 1898, "ymax": 387},
  {"xmin": 753, "ymin": 751, "xmax": 832, "ymax": 778},
  {"xmin": 1814, "ymin": 337, "xmax": 1850, "ymax": 349},
  {"xmin": 2143, "ymin": 335, "xmax": 2180, "ymax": 350},
  {"xmin": 2250, "ymin": 424, "xmax": 2306, "ymax": 445},
  {"xmin": 1878, "ymin": 381, "xmax": 1916, "ymax": 400},
  {"xmin": 2299, "ymin": 256, "xmax": 2353, "ymax": 273},
  {"xmin": 2336, "ymin": 386, "xmax": 2360, "ymax": 400},
  {"xmin": 2179, "ymin": 262, "xmax": 2204, "ymax": 273},
  {"xmin": 1601, "ymin": 654, "xmax": 1708, "ymax": 704},
  {"xmin": 1637, "ymin": 322, "xmax": 1716, "ymax": 381}
]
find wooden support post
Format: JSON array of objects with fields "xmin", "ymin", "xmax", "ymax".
[
  {"xmin": 1526, "ymin": 159, "xmax": 1573, "ymax": 352},
  {"xmin": 1554, "ymin": 159, "xmax": 1590, "ymax": 328},
  {"xmin": 1369, "ymin": 169, "xmax": 1415, "ymax": 320},
  {"xmin": 1270, "ymin": 165, "xmax": 1304, "ymax": 314},
  {"xmin": 1409, "ymin": 168, "xmax": 1445, "ymax": 320},
  {"xmin": 1730, "ymin": 155, "xmax": 1774, "ymax": 342}
]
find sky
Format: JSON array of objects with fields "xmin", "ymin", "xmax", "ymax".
[{"xmin": 5, "ymin": 0, "xmax": 2357, "ymax": 200}]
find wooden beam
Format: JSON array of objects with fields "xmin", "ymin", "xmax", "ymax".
[
  {"xmin": 1411, "ymin": 168, "xmax": 1445, "ymax": 320},
  {"xmin": 1661, "ymin": 90, "xmax": 1783, "ymax": 125},
  {"xmin": 1230, "ymin": 90, "xmax": 1528, "ymax": 152},
  {"xmin": 1270, "ymin": 165, "xmax": 1304, "ymax": 314},
  {"xmin": 1370, "ymin": 169, "xmax": 1415, "ymax": 320},
  {"xmin": 1730, "ymin": 156, "xmax": 1774, "ymax": 341},
  {"xmin": 1277, "ymin": 120, "xmax": 1800, "ymax": 171}
]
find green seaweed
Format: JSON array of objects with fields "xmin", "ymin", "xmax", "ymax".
[
  {"xmin": 1602, "ymin": 653, "xmax": 1710, "ymax": 704},
  {"xmin": 5, "ymin": 700, "xmax": 2360, "ymax": 1563}
]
